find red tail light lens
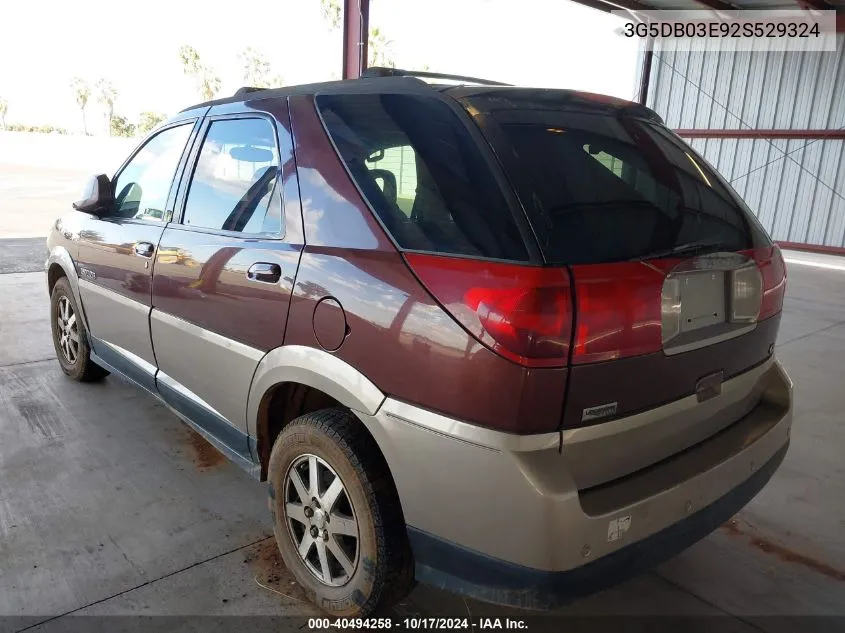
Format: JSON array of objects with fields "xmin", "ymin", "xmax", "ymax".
[
  {"xmin": 754, "ymin": 245, "xmax": 787, "ymax": 320},
  {"xmin": 404, "ymin": 254, "xmax": 571, "ymax": 367},
  {"xmin": 570, "ymin": 262, "xmax": 668, "ymax": 364}
]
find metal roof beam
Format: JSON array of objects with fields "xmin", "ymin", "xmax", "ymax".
[
  {"xmin": 794, "ymin": 0, "xmax": 834, "ymax": 9},
  {"xmin": 692, "ymin": 0, "xmax": 741, "ymax": 10},
  {"xmin": 564, "ymin": 0, "xmax": 654, "ymax": 13}
]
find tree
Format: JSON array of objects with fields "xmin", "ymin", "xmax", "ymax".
[
  {"xmin": 96, "ymin": 79, "xmax": 117, "ymax": 136},
  {"xmin": 319, "ymin": 0, "xmax": 396, "ymax": 71},
  {"xmin": 239, "ymin": 47, "xmax": 282, "ymax": 88},
  {"xmin": 137, "ymin": 112, "xmax": 167, "ymax": 136},
  {"xmin": 368, "ymin": 27, "xmax": 395, "ymax": 69},
  {"xmin": 0, "ymin": 98, "xmax": 7, "ymax": 129},
  {"xmin": 320, "ymin": 0, "xmax": 342, "ymax": 30},
  {"xmin": 178, "ymin": 45, "xmax": 221, "ymax": 101},
  {"xmin": 110, "ymin": 114, "xmax": 136, "ymax": 138},
  {"xmin": 7, "ymin": 123, "xmax": 67, "ymax": 134},
  {"xmin": 70, "ymin": 77, "xmax": 91, "ymax": 135}
]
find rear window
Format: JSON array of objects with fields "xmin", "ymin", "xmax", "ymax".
[
  {"xmin": 316, "ymin": 93, "xmax": 529, "ymax": 261},
  {"xmin": 462, "ymin": 96, "xmax": 770, "ymax": 265}
]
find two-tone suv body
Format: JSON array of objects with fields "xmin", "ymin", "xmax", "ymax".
[{"xmin": 46, "ymin": 69, "xmax": 792, "ymax": 617}]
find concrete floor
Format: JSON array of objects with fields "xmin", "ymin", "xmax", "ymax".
[{"xmin": 1, "ymin": 166, "xmax": 844, "ymax": 630}]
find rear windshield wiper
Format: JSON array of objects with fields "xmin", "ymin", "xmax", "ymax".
[{"xmin": 632, "ymin": 241, "xmax": 734, "ymax": 262}]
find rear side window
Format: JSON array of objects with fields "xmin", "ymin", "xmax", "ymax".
[
  {"xmin": 463, "ymin": 98, "xmax": 769, "ymax": 265},
  {"xmin": 316, "ymin": 93, "xmax": 529, "ymax": 261},
  {"xmin": 367, "ymin": 145, "xmax": 417, "ymax": 218},
  {"xmin": 183, "ymin": 118, "xmax": 281, "ymax": 235}
]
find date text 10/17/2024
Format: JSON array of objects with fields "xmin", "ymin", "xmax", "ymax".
[{"xmin": 308, "ymin": 618, "xmax": 529, "ymax": 630}]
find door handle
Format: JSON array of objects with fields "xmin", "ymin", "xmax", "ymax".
[
  {"xmin": 247, "ymin": 262, "xmax": 281, "ymax": 284},
  {"xmin": 134, "ymin": 242, "xmax": 155, "ymax": 258}
]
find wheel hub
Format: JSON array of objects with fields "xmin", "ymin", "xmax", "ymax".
[{"xmin": 311, "ymin": 507, "xmax": 328, "ymax": 530}]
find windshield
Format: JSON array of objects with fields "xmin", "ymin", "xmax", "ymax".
[{"xmin": 461, "ymin": 95, "xmax": 770, "ymax": 265}]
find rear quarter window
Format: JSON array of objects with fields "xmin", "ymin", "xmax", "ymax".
[{"xmin": 316, "ymin": 93, "xmax": 530, "ymax": 261}]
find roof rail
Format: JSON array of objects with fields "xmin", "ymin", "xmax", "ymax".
[
  {"xmin": 233, "ymin": 86, "xmax": 267, "ymax": 98},
  {"xmin": 361, "ymin": 67, "xmax": 511, "ymax": 87}
]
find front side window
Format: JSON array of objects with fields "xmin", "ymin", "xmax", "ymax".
[
  {"xmin": 317, "ymin": 93, "xmax": 529, "ymax": 261},
  {"xmin": 111, "ymin": 124, "xmax": 193, "ymax": 221},
  {"xmin": 182, "ymin": 118, "xmax": 281, "ymax": 235}
]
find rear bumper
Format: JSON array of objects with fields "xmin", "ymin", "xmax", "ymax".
[
  {"xmin": 357, "ymin": 358, "xmax": 792, "ymax": 608},
  {"xmin": 406, "ymin": 443, "xmax": 787, "ymax": 609}
]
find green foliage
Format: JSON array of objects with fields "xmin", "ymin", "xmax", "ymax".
[
  {"xmin": 109, "ymin": 114, "xmax": 136, "ymax": 138},
  {"xmin": 96, "ymin": 79, "xmax": 118, "ymax": 136},
  {"xmin": 318, "ymin": 1, "xmax": 396, "ymax": 72},
  {"xmin": 369, "ymin": 27, "xmax": 395, "ymax": 69},
  {"xmin": 320, "ymin": 0, "xmax": 342, "ymax": 30},
  {"xmin": 70, "ymin": 77, "xmax": 92, "ymax": 134},
  {"xmin": 239, "ymin": 47, "xmax": 282, "ymax": 89},
  {"xmin": 6, "ymin": 123, "xmax": 68, "ymax": 134},
  {"xmin": 178, "ymin": 44, "xmax": 221, "ymax": 100},
  {"xmin": 178, "ymin": 45, "xmax": 202, "ymax": 75},
  {"xmin": 137, "ymin": 112, "xmax": 167, "ymax": 135},
  {"xmin": 70, "ymin": 77, "xmax": 91, "ymax": 108},
  {"xmin": 200, "ymin": 75, "xmax": 221, "ymax": 101}
]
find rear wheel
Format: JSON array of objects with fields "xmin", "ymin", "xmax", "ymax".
[
  {"xmin": 50, "ymin": 277, "xmax": 109, "ymax": 382},
  {"xmin": 267, "ymin": 408, "xmax": 413, "ymax": 616}
]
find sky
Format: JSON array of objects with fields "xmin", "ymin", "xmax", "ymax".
[{"xmin": 0, "ymin": 0, "xmax": 641, "ymax": 133}]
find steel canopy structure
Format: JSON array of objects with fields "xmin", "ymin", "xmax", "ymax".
[
  {"xmin": 339, "ymin": 0, "xmax": 845, "ymax": 252},
  {"xmin": 340, "ymin": 0, "xmax": 844, "ymax": 82}
]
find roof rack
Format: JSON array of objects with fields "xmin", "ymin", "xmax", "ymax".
[
  {"xmin": 361, "ymin": 67, "xmax": 511, "ymax": 87},
  {"xmin": 233, "ymin": 86, "xmax": 267, "ymax": 97}
]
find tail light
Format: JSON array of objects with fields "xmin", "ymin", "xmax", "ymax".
[
  {"xmin": 570, "ymin": 262, "xmax": 666, "ymax": 364},
  {"xmin": 753, "ymin": 245, "xmax": 787, "ymax": 321},
  {"xmin": 403, "ymin": 254, "xmax": 572, "ymax": 368},
  {"xmin": 729, "ymin": 264, "xmax": 764, "ymax": 323}
]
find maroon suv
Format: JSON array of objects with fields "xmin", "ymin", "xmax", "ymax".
[{"xmin": 46, "ymin": 68, "xmax": 792, "ymax": 617}]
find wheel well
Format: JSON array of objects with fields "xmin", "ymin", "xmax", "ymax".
[
  {"xmin": 47, "ymin": 263, "xmax": 67, "ymax": 296},
  {"xmin": 256, "ymin": 382, "xmax": 347, "ymax": 480}
]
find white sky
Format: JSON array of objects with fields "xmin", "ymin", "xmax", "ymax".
[{"xmin": 0, "ymin": 0, "xmax": 640, "ymax": 132}]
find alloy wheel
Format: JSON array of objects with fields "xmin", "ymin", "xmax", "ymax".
[
  {"xmin": 56, "ymin": 296, "xmax": 79, "ymax": 364},
  {"xmin": 284, "ymin": 454, "xmax": 360, "ymax": 587}
]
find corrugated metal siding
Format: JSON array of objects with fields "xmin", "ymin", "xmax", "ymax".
[{"xmin": 646, "ymin": 35, "xmax": 845, "ymax": 248}]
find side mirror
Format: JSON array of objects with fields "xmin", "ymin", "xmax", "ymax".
[{"xmin": 72, "ymin": 174, "xmax": 114, "ymax": 215}]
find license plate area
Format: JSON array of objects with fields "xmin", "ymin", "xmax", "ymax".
[
  {"xmin": 679, "ymin": 271, "xmax": 726, "ymax": 333},
  {"xmin": 661, "ymin": 252, "xmax": 761, "ymax": 355}
]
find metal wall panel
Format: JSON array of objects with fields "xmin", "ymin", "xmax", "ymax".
[{"xmin": 645, "ymin": 36, "xmax": 845, "ymax": 247}]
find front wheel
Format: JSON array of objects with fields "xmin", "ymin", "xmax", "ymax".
[
  {"xmin": 50, "ymin": 277, "xmax": 109, "ymax": 382},
  {"xmin": 267, "ymin": 408, "xmax": 413, "ymax": 617}
]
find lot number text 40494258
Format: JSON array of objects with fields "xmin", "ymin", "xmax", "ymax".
[{"xmin": 308, "ymin": 617, "xmax": 529, "ymax": 630}]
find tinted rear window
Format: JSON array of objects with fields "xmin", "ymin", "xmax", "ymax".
[
  {"xmin": 316, "ymin": 93, "xmax": 529, "ymax": 261},
  {"xmin": 462, "ymin": 96, "xmax": 770, "ymax": 265}
]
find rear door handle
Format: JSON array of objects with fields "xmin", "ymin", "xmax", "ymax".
[
  {"xmin": 134, "ymin": 242, "xmax": 155, "ymax": 258},
  {"xmin": 247, "ymin": 262, "xmax": 281, "ymax": 284}
]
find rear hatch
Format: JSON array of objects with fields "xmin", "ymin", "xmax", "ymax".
[
  {"xmin": 453, "ymin": 87, "xmax": 787, "ymax": 487},
  {"xmin": 316, "ymin": 84, "xmax": 786, "ymax": 487}
]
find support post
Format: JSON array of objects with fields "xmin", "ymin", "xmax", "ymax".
[
  {"xmin": 638, "ymin": 38, "xmax": 654, "ymax": 106},
  {"xmin": 342, "ymin": 0, "xmax": 370, "ymax": 79}
]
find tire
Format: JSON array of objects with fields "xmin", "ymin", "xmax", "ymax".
[
  {"xmin": 50, "ymin": 277, "xmax": 109, "ymax": 382},
  {"xmin": 267, "ymin": 408, "xmax": 414, "ymax": 617}
]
